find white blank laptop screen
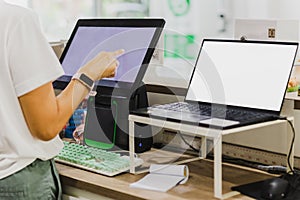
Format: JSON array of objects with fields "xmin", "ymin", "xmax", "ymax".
[{"xmin": 185, "ymin": 40, "xmax": 298, "ymax": 111}]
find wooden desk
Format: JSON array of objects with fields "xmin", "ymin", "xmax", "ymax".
[
  {"xmin": 128, "ymin": 115, "xmax": 294, "ymax": 199},
  {"xmin": 56, "ymin": 159, "xmax": 276, "ymax": 200}
]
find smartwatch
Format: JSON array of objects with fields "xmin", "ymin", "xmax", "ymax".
[{"xmin": 72, "ymin": 73, "xmax": 94, "ymax": 91}]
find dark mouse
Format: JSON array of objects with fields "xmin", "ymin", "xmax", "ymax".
[{"xmin": 261, "ymin": 178, "xmax": 289, "ymax": 200}]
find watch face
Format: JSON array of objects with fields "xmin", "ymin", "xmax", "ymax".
[{"xmin": 80, "ymin": 73, "xmax": 94, "ymax": 87}]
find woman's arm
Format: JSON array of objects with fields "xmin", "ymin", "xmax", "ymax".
[{"xmin": 19, "ymin": 50, "xmax": 123, "ymax": 141}]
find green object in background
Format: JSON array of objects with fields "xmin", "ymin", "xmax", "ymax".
[
  {"xmin": 287, "ymin": 85, "xmax": 299, "ymax": 92},
  {"xmin": 164, "ymin": 34, "xmax": 196, "ymax": 59},
  {"xmin": 168, "ymin": 0, "xmax": 191, "ymax": 16}
]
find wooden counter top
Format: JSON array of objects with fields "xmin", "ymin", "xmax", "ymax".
[{"xmin": 56, "ymin": 158, "xmax": 276, "ymax": 200}]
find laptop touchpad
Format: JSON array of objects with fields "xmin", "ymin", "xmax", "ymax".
[{"xmin": 200, "ymin": 118, "xmax": 240, "ymax": 127}]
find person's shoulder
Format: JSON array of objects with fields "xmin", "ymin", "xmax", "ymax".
[{"xmin": 2, "ymin": 3, "xmax": 36, "ymax": 22}]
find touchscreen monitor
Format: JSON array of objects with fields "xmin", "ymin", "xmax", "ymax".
[{"xmin": 53, "ymin": 18, "xmax": 165, "ymax": 92}]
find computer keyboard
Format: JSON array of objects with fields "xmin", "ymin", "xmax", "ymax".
[
  {"xmin": 152, "ymin": 102, "xmax": 272, "ymax": 122},
  {"xmin": 55, "ymin": 141, "xmax": 143, "ymax": 176}
]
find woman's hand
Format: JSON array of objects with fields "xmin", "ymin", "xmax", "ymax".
[
  {"xmin": 78, "ymin": 49, "xmax": 124, "ymax": 81},
  {"xmin": 19, "ymin": 49, "xmax": 125, "ymax": 141}
]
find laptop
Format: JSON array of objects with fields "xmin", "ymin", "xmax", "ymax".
[{"xmin": 132, "ymin": 39, "xmax": 298, "ymax": 129}]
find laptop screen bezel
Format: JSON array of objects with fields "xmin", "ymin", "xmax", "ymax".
[
  {"xmin": 184, "ymin": 39, "xmax": 298, "ymax": 115},
  {"xmin": 53, "ymin": 18, "xmax": 165, "ymax": 96}
]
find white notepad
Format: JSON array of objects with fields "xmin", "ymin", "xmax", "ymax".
[{"xmin": 130, "ymin": 164, "xmax": 189, "ymax": 192}]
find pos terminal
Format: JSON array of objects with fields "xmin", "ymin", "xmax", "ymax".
[{"xmin": 53, "ymin": 18, "xmax": 165, "ymax": 153}]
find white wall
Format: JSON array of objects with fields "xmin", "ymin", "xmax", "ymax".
[
  {"xmin": 4, "ymin": 0, "xmax": 28, "ymax": 7},
  {"xmin": 145, "ymin": 0, "xmax": 222, "ymax": 89},
  {"xmin": 145, "ymin": 0, "xmax": 300, "ymax": 90},
  {"xmin": 226, "ymin": 0, "xmax": 300, "ymax": 38}
]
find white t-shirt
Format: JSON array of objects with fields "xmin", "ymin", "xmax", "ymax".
[{"xmin": 0, "ymin": 1, "xmax": 65, "ymax": 179}]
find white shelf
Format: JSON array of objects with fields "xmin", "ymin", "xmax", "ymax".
[
  {"xmin": 128, "ymin": 114, "xmax": 294, "ymax": 199},
  {"xmin": 285, "ymin": 91, "xmax": 300, "ymax": 101}
]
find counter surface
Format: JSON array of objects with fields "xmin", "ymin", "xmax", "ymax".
[{"xmin": 56, "ymin": 158, "xmax": 275, "ymax": 200}]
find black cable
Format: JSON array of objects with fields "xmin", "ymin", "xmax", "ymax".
[
  {"xmin": 175, "ymin": 116, "xmax": 296, "ymax": 175},
  {"xmin": 176, "ymin": 131, "xmax": 200, "ymax": 153},
  {"xmin": 208, "ymin": 151, "xmax": 295, "ymax": 175},
  {"xmin": 251, "ymin": 117, "xmax": 296, "ymax": 174},
  {"xmin": 276, "ymin": 116, "xmax": 295, "ymax": 174},
  {"xmin": 224, "ymin": 116, "xmax": 295, "ymax": 174},
  {"xmin": 286, "ymin": 119, "xmax": 295, "ymax": 174}
]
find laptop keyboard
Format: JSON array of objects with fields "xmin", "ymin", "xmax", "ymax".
[
  {"xmin": 151, "ymin": 102, "xmax": 274, "ymax": 122},
  {"xmin": 55, "ymin": 141, "xmax": 143, "ymax": 176}
]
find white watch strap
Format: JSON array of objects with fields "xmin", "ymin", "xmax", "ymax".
[{"xmin": 72, "ymin": 73, "xmax": 94, "ymax": 91}]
